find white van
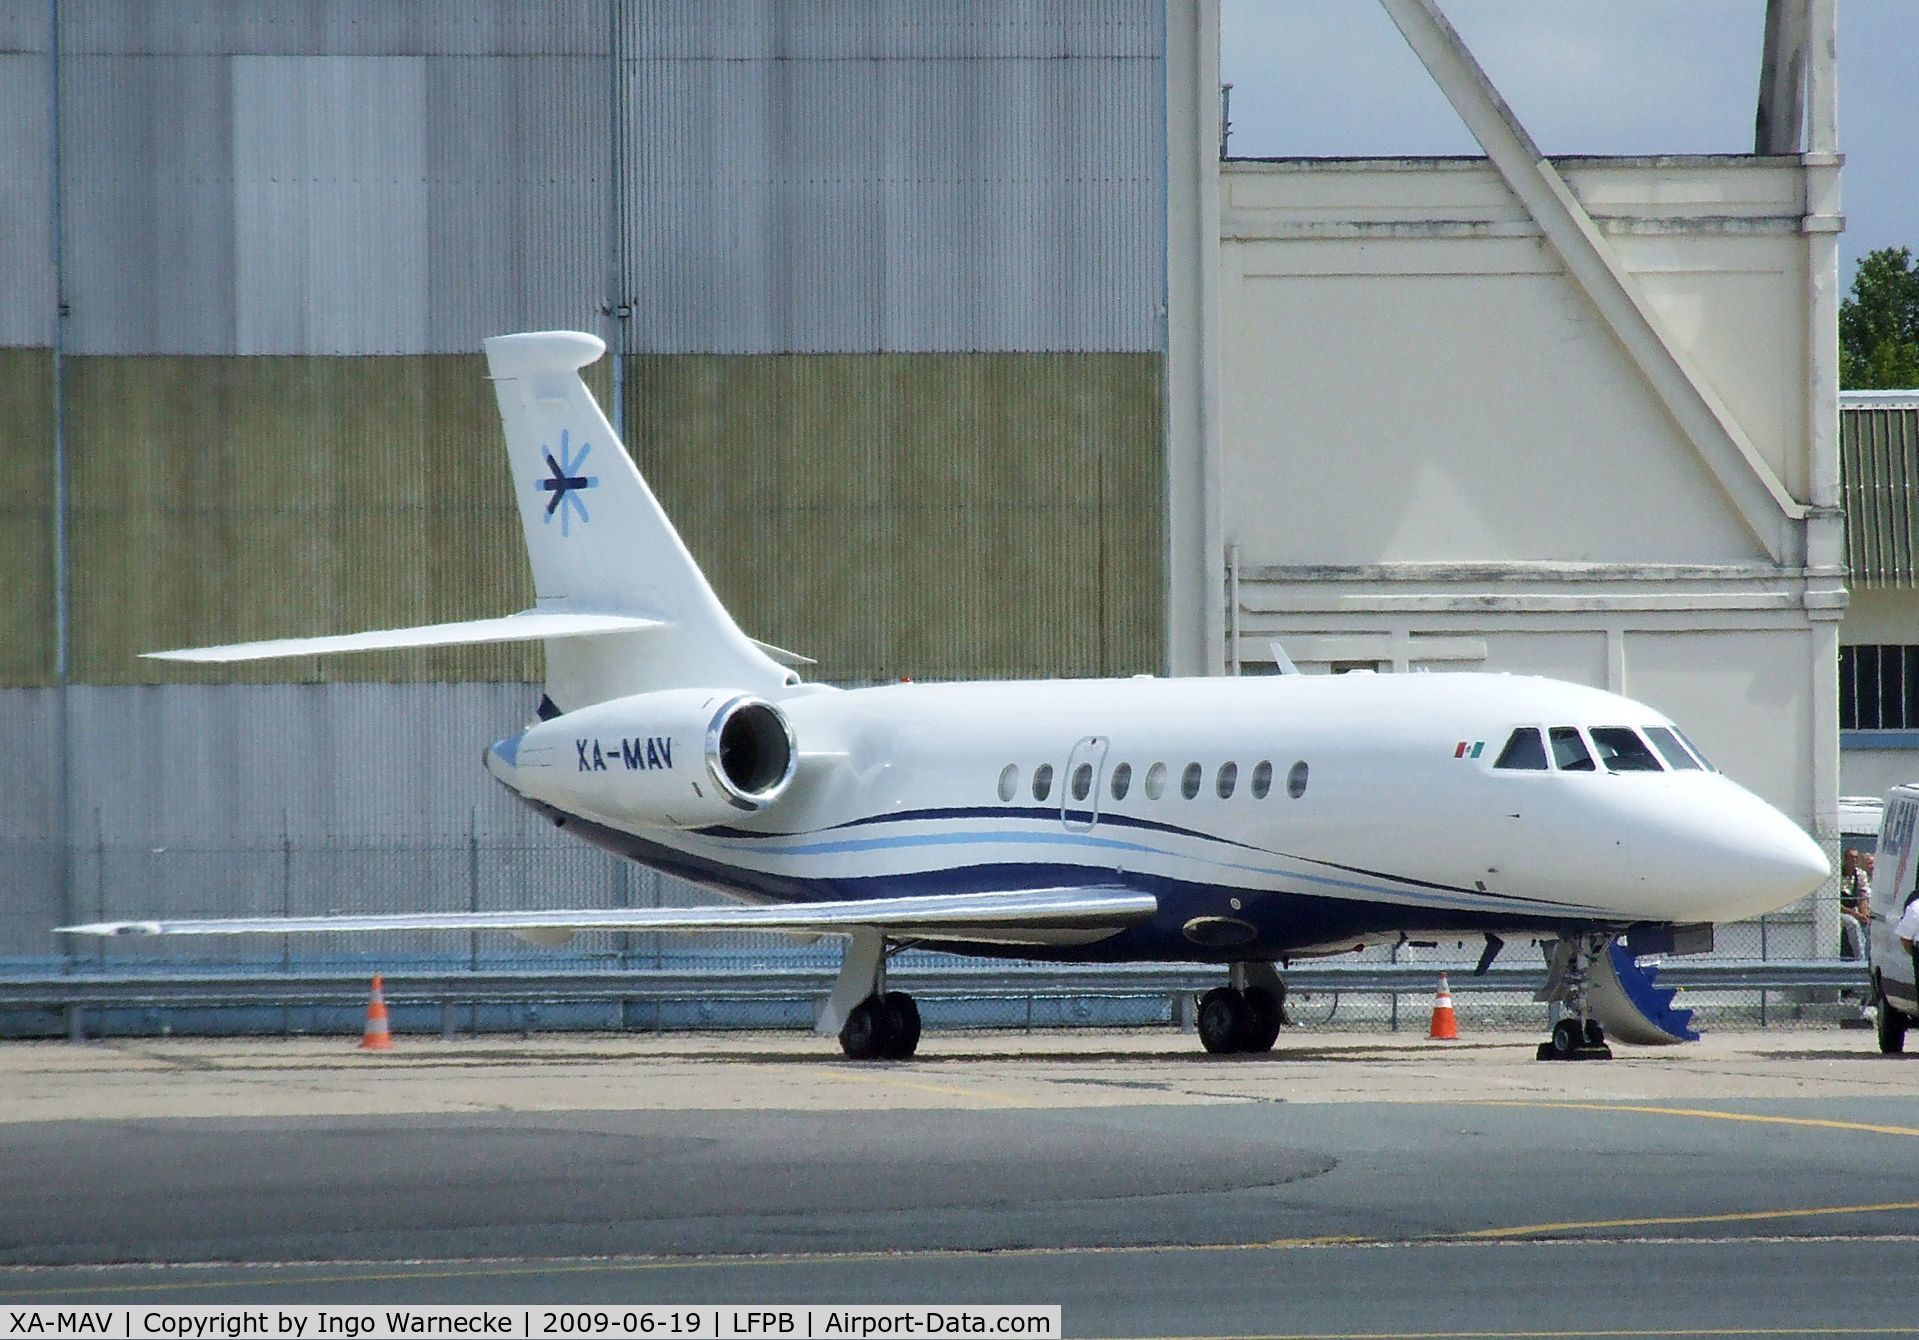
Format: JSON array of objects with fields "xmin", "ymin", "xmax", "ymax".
[{"xmin": 1869, "ymin": 786, "xmax": 1919, "ymax": 1052}]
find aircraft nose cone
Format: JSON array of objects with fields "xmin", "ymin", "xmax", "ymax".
[
  {"xmin": 1688, "ymin": 788, "xmax": 1830, "ymax": 920},
  {"xmin": 1746, "ymin": 813, "xmax": 1831, "ymax": 900},
  {"xmin": 1629, "ymin": 781, "xmax": 1829, "ymax": 923}
]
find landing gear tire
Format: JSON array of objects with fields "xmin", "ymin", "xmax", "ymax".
[
  {"xmin": 1537, "ymin": 1014, "xmax": 1612, "ymax": 1061},
  {"xmin": 880, "ymin": 991, "xmax": 922, "ymax": 1060},
  {"xmin": 1241, "ymin": 986, "xmax": 1285, "ymax": 1053},
  {"xmin": 1876, "ymin": 987, "xmax": 1908, "ymax": 1055},
  {"xmin": 1198, "ymin": 987, "xmax": 1252, "ymax": 1054},
  {"xmin": 838, "ymin": 997, "xmax": 889, "ymax": 1060},
  {"xmin": 838, "ymin": 992, "xmax": 921, "ymax": 1061}
]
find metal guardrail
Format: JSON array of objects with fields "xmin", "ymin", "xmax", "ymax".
[{"xmin": 0, "ymin": 958, "xmax": 1870, "ymax": 1032}]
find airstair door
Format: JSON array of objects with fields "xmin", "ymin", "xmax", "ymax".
[{"xmin": 1062, "ymin": 736, "xmax": 1108, "ymax": 833}]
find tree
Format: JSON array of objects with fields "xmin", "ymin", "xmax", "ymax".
[{"xmin": 1840, "ymin": 246, "xmax": 1919, "ymax": 389}]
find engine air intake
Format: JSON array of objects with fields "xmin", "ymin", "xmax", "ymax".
[{"xmin": 709, "ymin": 696, "xmax": 797, "ymax": 807}]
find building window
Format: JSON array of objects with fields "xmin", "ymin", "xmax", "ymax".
[{"xmin": 1841, "ymin": 645, "xmax": 1919, "ymax": 730}]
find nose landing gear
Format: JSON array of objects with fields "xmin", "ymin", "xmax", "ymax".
[{"xmin": 1537, "ymin": 933, "xmax": 1614, "ymax": 1061}]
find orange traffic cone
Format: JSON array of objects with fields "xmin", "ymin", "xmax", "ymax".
[
  {"xmin": 360, "ymin": 975, "xmax": 393, "ymax": 1051},
  {"xmin": 1427, "ymin": 974, "xmax": 1459, "ymax": 1040}
]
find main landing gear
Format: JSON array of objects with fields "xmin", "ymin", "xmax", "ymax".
[
  {"xmin": 1537, "ymin": 933, "xmax": 1613, "ymax": 1061},
  {"xmin": 1196, "ymin": 962, "xmax": 1287, "ymax": 1055},
  {"xmin": 839, "ymin": 990, "xmax": 922, "ymax": 1061},
  {"xmin": 821, "ymin": 929, "xmax": 923, "ymax": 1061}
]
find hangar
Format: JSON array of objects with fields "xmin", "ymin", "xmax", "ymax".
[{"xmin": 1, "ymin": 0, "xmax": 1849, "ymax": 982}]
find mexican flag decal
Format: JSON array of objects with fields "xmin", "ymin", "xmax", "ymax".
[{"xmin": 1454, "ymin": 740, "xmax": 1484, "ymax": 759}]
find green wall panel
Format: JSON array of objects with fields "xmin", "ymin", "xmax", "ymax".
[
  {"xmin": 0, "ymin": 348, "xmax": 55, "ymax": 686},
  {"xmin": 631, "ymin": 353, "xmax": 1165, "ymax": 683},
  {"xmin": 58, "ymin": 353, "xmax": 1162, "ymax": 687},
  {"xmin": 67, "ymin": 354, "xmax": 560, "ymax": 684}
]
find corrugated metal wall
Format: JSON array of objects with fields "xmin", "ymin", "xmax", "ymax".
[
  {"xmin": 0, "ymin": 683, "xmax": 813, "ymax": 970},
  {"xmin": 619, "ymin": 1, "xmax": 1165, "ymax": 354},
  {"xmin": 1841, "ymin": 405, "xmax": 1919, "ymax": 588},
  {"xmin": 1, "ymin": 0, "xmax": 1168, "ymax": 974}
]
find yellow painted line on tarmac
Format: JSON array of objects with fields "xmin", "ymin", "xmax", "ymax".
[
  {"xmin": 1476, "ymin": 1101, "xmax": 1919, "ymax": 1140},
  {"xmin": 15, "ymin": 1201, "xmax": 1919, "ymax": 1300},
  {"xmin": 1444, "ymin": 1200, "xmax": 1919, "ymax": 1242}
]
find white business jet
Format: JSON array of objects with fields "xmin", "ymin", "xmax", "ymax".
[{"xmin": 58, "ymin": 331, "xmax": 1829, "ymax": 1061}]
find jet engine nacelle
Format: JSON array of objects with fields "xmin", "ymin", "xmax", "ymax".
[{"xmin": 513, "ymin": 687, "xmax": 797, "ymax": 829}]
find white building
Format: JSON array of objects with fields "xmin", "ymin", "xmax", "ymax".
[{"xmin": 1165, "ymin": 0, "xmax": 1844, "ymax": 956}]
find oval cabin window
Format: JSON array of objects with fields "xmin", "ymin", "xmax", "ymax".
[{"xmin": 1251, "ymin": 760, "xmax": 1273, "ymax": 798}]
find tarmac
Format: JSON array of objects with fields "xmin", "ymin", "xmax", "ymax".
[{"xmin": 5, "ymin": 1027, "xmax": 1919, "ymax": 1336}]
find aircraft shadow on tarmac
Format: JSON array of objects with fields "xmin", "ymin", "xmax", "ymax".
[{"xmin": 326, "ymin": 1037, "xmax": 1527, "ymax": 1065}]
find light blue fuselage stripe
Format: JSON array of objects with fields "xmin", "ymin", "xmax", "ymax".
[{"xmin": 690, "ymin": 823, "xmax": 1587, "ymax": 917}]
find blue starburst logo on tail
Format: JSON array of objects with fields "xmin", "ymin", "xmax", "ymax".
[{"xmin": 537, "ymin": 429, "xmax": 598, "ymax": 537}]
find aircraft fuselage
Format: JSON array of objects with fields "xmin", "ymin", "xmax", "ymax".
[{"xmin": 486, "ymin": 669, "xmax": 1827, "ymax": 965}]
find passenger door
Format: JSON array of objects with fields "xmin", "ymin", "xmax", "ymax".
[{"xmin": 1062, "ymin": 736, "xmax": 1108, "ymax": 833}]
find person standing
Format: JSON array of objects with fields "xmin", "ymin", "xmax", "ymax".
[{"xmin": 1841, "ymin": 853, "xmax": 1873, "ymax": 961}]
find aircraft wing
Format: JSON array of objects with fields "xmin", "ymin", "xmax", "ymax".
[{"xmin": 54, "ymin": 887, "xmax": 1158, "ymax": 948}]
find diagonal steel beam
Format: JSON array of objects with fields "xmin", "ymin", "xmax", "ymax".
[
  {"xmin": 1377, "ymin": 0, "xmax": 1807, "ymax": 564},
  {"xmin": 1756, "ymin": 0, "xmax": 1809, "ymax": 155}
]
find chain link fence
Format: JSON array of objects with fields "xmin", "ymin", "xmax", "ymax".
[{"xmin": 2, "ymin": 831, "xmax": 1871, "ymax": 1040}]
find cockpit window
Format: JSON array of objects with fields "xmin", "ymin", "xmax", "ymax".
[
  {"xmin": 1644, "ymin": 725, "xmax": 1703, "ymax": 771},
  {"xmin": 1591, "ymin": 727, "xmax": 1663, "ymax": 772},
  {"xmin": 1674, "ymin": 728, "xmax": 1717, "ymax": 772},
  {"xmin": 1549, "ymin": 726, "xmax": 1594, "ymax": 771},
  {"xmin": 1494, "ymin": 728, "xmax": 1548, "ymax": 770}
]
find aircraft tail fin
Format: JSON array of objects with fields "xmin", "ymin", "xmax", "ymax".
[
  {"xmin": 147, "ymin": 332, "xmax": 789, "ymax": 710},
  {"xmin": 483, "ymin": 331, "xmax": 790, "ymax": 708}
]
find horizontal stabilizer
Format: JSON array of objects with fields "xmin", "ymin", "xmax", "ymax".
[
  {"xmin": 143, "ymin": 610, "xmax": 667, "ymax": 663},
  {"xmin": 56, "ymin": 887, "xmax": 1158, "ymax": 948},
  {"xmin": 751, "ymin": 638, "xmax": 817, "ymax": 668}
]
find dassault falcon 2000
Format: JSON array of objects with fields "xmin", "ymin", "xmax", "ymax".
[{"xmin": 59, "ymin": 330, "xmax": 1829, "ymax": 1061}]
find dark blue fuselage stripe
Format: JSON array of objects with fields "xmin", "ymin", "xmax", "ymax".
[
  {"xmin": 706, "ymin": 803, "xmax": 1521, "ymax": 904},
  {"xmin": 534, "ymin": 800, "xmax": 1611, "ymax": 963}
]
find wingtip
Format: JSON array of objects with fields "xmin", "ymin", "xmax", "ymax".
[{"xmin": 55, "ymin": 921, "xmax": 162, "ymax": 937}]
